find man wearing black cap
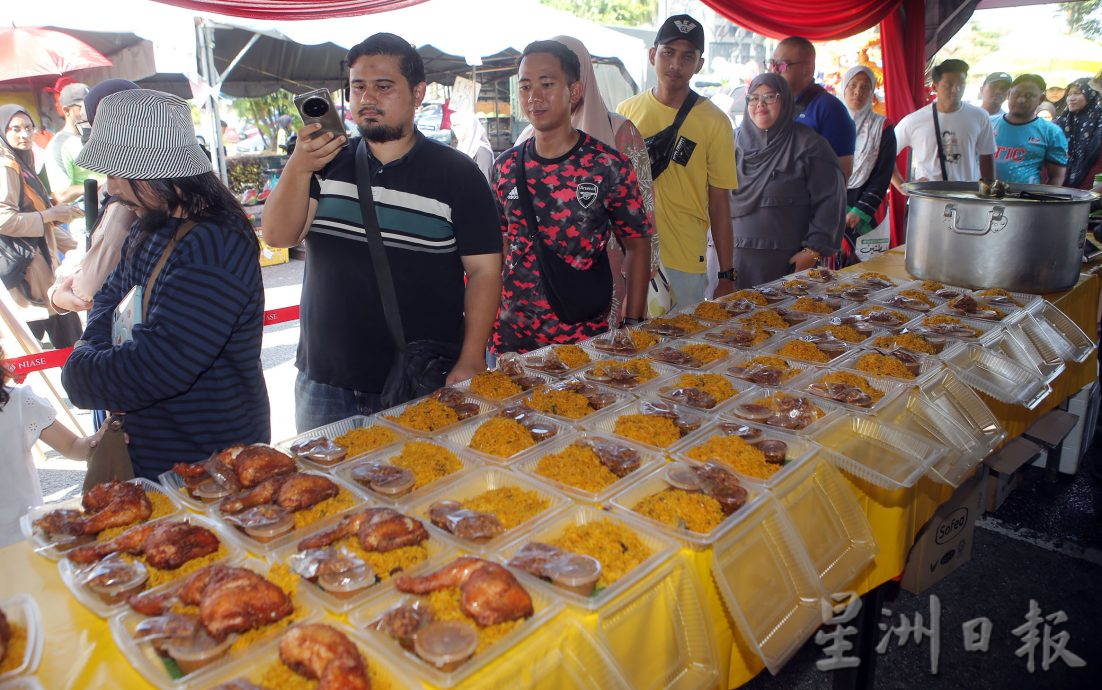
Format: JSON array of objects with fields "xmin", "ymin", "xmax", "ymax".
[
  {"xmin": 45, "ymin": 83, "xmax": 101, "ymax": 204},
  {"xmin": 617, "ymin": 14, "xmax": 739, "ymax": 307},
  {"xmin": 980, "ymin": 72, "xmax": 1013, "ymax": 117}
]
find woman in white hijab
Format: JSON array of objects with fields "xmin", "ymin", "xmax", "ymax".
[
  {"xmin": 841, "ymin": 66, "xmax": 896, "ymax": 262},
  {"xmin": 515, "ymin": 35, "xmax": 660, "ymax": 322}
]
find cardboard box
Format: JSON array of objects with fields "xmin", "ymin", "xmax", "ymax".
[
  {"xmin": 985, "ymin": 436, "xmax": 1043, "ymax": 513},
  {"xmin": 1023, "ymin": 408, "xmax": 1080, "ymax": 476},
  {"xmin": 901, "ymin": 470, "xmax": 986, "ymax": 594},
  {"xmin": 1031, "ymin": 381, "xmax": 1099, "ymax": 475}
]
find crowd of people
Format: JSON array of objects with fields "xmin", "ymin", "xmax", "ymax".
[{"xmin": 3, "ymin": 13, "xmax": 1102, "ymax": 544}]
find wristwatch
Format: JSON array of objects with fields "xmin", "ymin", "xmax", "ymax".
[
  {"xmin": 716, "ymin": 269, "xmax": 735, "ymax": 281},
  {"xmin": 621, "ymin": 316, "xmax": 646, "ymax": 327}
]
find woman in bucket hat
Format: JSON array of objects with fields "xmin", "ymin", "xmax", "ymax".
[{"xmin": 61, "ymin": 89, "xmax": 270, "ymax": 480}]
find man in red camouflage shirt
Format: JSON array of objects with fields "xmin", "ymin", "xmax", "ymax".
[{"xmin": 490, "ymin": 39, "xmax": 652, "ymax": 355}]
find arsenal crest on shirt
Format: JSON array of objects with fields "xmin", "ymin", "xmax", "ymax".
[{"xmin": 576, "ymin": 182, "xmax": 599, "ymax": 208}]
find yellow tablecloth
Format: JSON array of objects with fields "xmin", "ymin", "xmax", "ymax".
[{"xmin": 3, "ymin": 246, "xmax": 1097, "ymax": 689}]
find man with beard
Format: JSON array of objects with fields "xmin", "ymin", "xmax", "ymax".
[{"xmin": 263, "ymin": 33, "xmax": 502, "ymax": 432}]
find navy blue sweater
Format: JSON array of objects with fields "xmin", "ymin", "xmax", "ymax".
[{"xmin": 62, "ymin": 216, "xmax": 270, "ymax": 480}]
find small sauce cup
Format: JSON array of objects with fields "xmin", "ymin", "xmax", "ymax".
[{"xmin": 414, "ymin": 620, "xmax": 480, "ymax": 671}]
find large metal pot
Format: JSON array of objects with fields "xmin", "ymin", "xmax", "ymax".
[{"xmin": 903, "ymin": 181, "xmax": 1099, "ymax": 293}]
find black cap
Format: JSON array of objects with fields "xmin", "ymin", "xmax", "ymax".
[
  {"xmin": 983, "ymin": 72, "xmax": 1012, "ymax": 86},
  {"xmin": 655, "ymin": 14, "xmax": 705, "ymax": 54}
]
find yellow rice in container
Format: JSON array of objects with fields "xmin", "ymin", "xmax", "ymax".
[
  {"xmin": 463, "ymin": 486, "xmax": 549, "ymax": 530},
  {"xmin": 777, "ymin": 339, "xmax": 831, "ymax": 363},
  {"xmin": 922, "ymin": 314, "xmax": 980, "ymax": 336},
  {"xmin": 424, "ymin": 587, "xmax": 525, "ymax": 654},
  {"xmin": 633, "ymin": 489, "xmax": 725, "ymax": 533},
  {"xmin": 676, "ymin": 373, "xmax": 737, "ymax": 402},
  {"xmin": 648, "ymin": 313, "xmax": 707, "ymax": 335},
  {"xmin": 290, "ymin": 489, "xmax": 359, "ymax": 530},
  {"xmin": 469, "ymin": 417, "xmax": 537, "ymax": 457},
  {"xmin": 725, "ymin": 289, "xmax": 769, "ymax": 306},
  {"xmin": 386, "ymin": 398, "xmax": 460, "ymax": 433},
  {"xmin": 613, "ymin": 414, "xmax": 682, "ymax": 448},
  {"xmin": 554, "ymin": 344, "xmax": 592, "ymax": 368},
  {"xmin": 858, "ymin": 306, "xmax": 907, "ymax": 322},
  {"xmin": 739, "ymin": 309, "xmax": 790, "ymax": 330},
  {"xmin": 120, "ymin": 542, "xmax": 231, "ymax": 589},
  {"xmin": 535, "ymin": 444, "xmax": 620, "ymax": 493},
  {"xmin": 806, "ymin": 324, "xmax": 866, "ymax": 343},
  {"xmin": 871, "ymin": 333, "xmax": 938, "ymax": 355},
  {"xmin": 735, "ymin": 355, "xmax": 803, "ymax": 381},
  {"xmin": 333, "ymin": 425, "xmax": 401, "ymax": 458},
  {"xmin": 469, "ymin": 371, "xmax": 524, "ymax": 400},
  {"xmin": 390, "ymin": 441, "xmax": 463, "ymax": 489},
  {"xmin": 855, "ymin": 352, "xmax": 915, "ymax": 379},
  {"xmin": 97, "ymin": 491, "xmax": 176, "ymax": 542},
  {"xmin": 624, "ymin": 329, "xmax": 660, "ymax": 351},
  {"xmin": 808, "ymin": 268, "xmax": 833, "ymax": 281},
  {"xmin": 859, "ymin": 272, "xmax": 894, "ymax": 285},
  {"xmin": 337, "ymin": 536, "xmax": 428, "ymax": 580},
  {"xmin": 791, "ymin": 297, "xmax": 834, "ymax": 314},
  {"xmin": 694, "ymin": 301, "xmax": 734, "ymax": 321},
  {"xmin": 754, "ymin": 394, "xmax": 826, "ymax": 420},
  {"xmin": 679, "ymin": 343, "xmax": 728, "ymax": 365},
  {"xmin": 0, "ymin": 622, "xmax": 27, "ymax": 674},
  {"xmin": 590, "ymin": 357, "xmax": 660, "ymax": 383},
  {"xmin": 256, "ymin": 650, "xmax": 393, "ymax": 690},
  {"xmin": 977, "ymin": 288, "xmax": 1018, "ymax": 304},
  {"xmin": 527, "ymin": 388, "xmax": 593, "ymax": 419},
  {"xmin": 547, "ymin": 520, "xmax": 654, "ymax": 588},
  {"xmin": 684, "ymin": 435, "xmax": 778, "ymax": 479},
  {"xmin": 817, "ymin": 371, "xmax": 885, "ymax": 402},
  {"xmin": 897, "ymin": 289, "xmax": 935, "ymax": 307},
  {"xmin": 920, "ymin": 280, "xmax": 944, "ymax": 291}
]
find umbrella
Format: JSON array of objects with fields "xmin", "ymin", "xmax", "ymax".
[{"xmin": 0, "ymin": 27, "xmax": 113, "ymax": 82}]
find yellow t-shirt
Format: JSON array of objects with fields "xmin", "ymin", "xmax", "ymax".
[{"xmin": 618, "ymin": 90, "xmax": 738, "ymax": 274}]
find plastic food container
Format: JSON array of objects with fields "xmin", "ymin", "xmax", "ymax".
[
  {"xmin": 0, "ymin": 594, "xmax": 44, "ymax": 683},
  {"xmin": 769, "ymin": 456, "xmax": 878, "ymax": 595},
  {"xmin": 377, "ymin": 394, "xmax": 496, "ymax": 437},
  {"xmin": 721, "ymin": 352, "xmax": 813, "ymax": 388},
  {"xmin": 637, "ymin": 309, "xmax": 713, "ymax": 339},
  {"xmin": 512, "ymin": 433, "xmax": 664, "ymax": 505},
  {"xmin": 271, "ymin": 509, "xmax": 455, "ymax": 614},
  {"xmin": 886, "ymin": 278, "xmax": 969, "ymax": 304},
  {"xmin": 760, "ymin": 332, "xmax": 854, "ymax": 366},
  {"xmin": 831, "ymin": 302, "xmax": 923, "ymax": 333},
  {"xmin": 575, "ymin": 356, "xmax": 680, "ymax": 392},
  {"xmin": 496, "ymin": 505, "xmax": 677, "ymax": 610},
  {"xmin": 638, "ymin": 369, "xmax": 754, "ymax": 413},
  {"xmin": 580, "ymin": 398, "xmax": 710, "ymax": 453},
  {"xmin": 587, "ymin": 327, "xmax": 667, "ymax": 356},
  {"xmin": 452, "ymin": 369, "xmax": 554, "ymax": 405},
  {"xmin": 226, "ymin": 504, "xmax": 295, "ymax": 542},
  {"xmin": 929, "ymin": 292, "xmax": 1023, "ymax": 322},
  {"xmin": 165, "ymin": 628, "xmax": 236, "ymax": 675},
  {"xmin": 721, "ymin": 387, "xmax": 841, "ymax": 437},
  {"xmin": 517, "ymin": 377, "xmax": 632, "ymax": 423},
  {"xmin": 348, "ymin": 565, "xmax": 563, "ymax": 688},
  {"xmin": 405, "ymin": 466, "xmax": 570, "ymax": 554},
  {"xmin": 939, "ymin": 341, "xmax": 1051, "ymax": 409},
  {"xmin": 1012, "ymin": 299, "xmax": 1096, "ymax": 363},
  {"xmin": 278, "ymin": 415, "xmax": 407, "ymax": 469},
  {"xmin": 690, "ymin": 297, "xmax": 757, "ymax": 322},
  {"xmin": 831, "ymin": 346, "xmax": 943, "ymax": 385},
  {"xmin": 791, "ymin": 318, "xmax": 881, "ymax": 347},
  {"xmin": 710, "ymin": 496, "xmax": 827, "ymax": 674},
  {"xmin": 414, "ymin": 620, "xmax": 480, "ymax": 671},
  {"xmin": 21, "ymin": 477, "xmax": 185, "ymax": 560},
  {"xmin": 868, "ymin": 285, "xmax": 941, "ymax": 314},
  {"xmin": 810, "ymin": 414, "xmax": 948, "ymax": 490},
  {"xmin": 57, "ymin": 514, "xmax": 233, "ymax": 619},
  {"xmin": 608, "ymin": 461, "xmax": 763, "ymax": 550},
  {"xmin": 440, "ymin": 412, "xmax": 565, "ymax": 466},
  {"xmin": 644, "ymin": 339, "xmax": 738, "ymax": 370},
  {"xmin": 109, "ymin": 557, "xmax": 317, "ymax": 690},
  {"xmin": 980, "ymin": 323, "xmax": 1065, "ymax": 385},
  {"xmin": 786, "ymin": 366, "xmax": 906, "ymax": 415},
  {"xmin": 519, "ymin": 342, "xmax": 609, "ymax": 377},
  {"xmin": 671, "ymin": 421, "xmax": 818, "ymax": 490},
  {"xmin": 736, "ymin": 303, "xmax": 817, "ymax": 332},
  {"xmin": 334, "ymin": 441, "xmax": 480, "ymax": 507}
]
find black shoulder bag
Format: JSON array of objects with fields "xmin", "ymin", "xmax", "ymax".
[
  {"xmin": 354, "ymin": 140, "xmax": 460, "ymax": 408},
  {"xmin": 793, "ymin": 83, "xmax": 827, "ymax": 117},
  {"xmin": 932, "ymin": 103, "xmax": 950, "ymax": 181},
  {"xmin": 514, "ymin": 141, "xmax": 612, "ymax": 325},
  {"xmin": 644, "ymin": 91, "xmax": 699, "ymax": 179}
]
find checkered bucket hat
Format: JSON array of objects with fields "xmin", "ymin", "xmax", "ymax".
[{"xmin": 76, "ymin": 89, "xmax": 212, "ymax": 179}]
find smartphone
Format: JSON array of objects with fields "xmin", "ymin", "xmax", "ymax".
[{"xmin": 293, "ymin": 88, "xmax": 347, "ymax": 143}]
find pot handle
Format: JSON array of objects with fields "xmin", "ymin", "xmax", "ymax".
[{"xmin": 943, "ymin": 203, "xmax": 1008, "ymax": 235}]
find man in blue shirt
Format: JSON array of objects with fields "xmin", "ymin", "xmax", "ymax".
[
  {"xmin": 770, "ymin": 36, "xmax": 857, "ymax": 181},
  {"xmin": 991, "ymin": 74, "xmax": 1068, "ymax": 185}
]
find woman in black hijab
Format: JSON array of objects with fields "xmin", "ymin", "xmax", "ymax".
[
  {"xmin": 730, "ymin": 73, "xmax": 846, "ymax": 288},
  {"xmin": 0, "ymin": 105, "xmax": 84, "ymax": 347},
  {"xmin": 1055, "ymin": 78, "xmax": 1102, "ymax": 189}
]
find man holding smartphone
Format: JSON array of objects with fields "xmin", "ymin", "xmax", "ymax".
[{"xmin": 263, "ymin": 33, "xmax": 502, "ymax": 432}]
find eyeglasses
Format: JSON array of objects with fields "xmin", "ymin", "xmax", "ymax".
[
  {"xmin": 768, "ymin": 59, "xmax": 804, "ymax": 74},
  {"xmin": 747, "ymin": 93, "xmax": 780, "ymax": 106}
]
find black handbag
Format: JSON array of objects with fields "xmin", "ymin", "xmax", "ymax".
[
  {"xmin": 354, "ymin": 140, "xmax": 460, "ymax": 408},
  {"xmin": 0, "ymin": 235, "xmax": 37, "ymax": 291},
  {"xmin": 644, "ymin": 91, "xmax": 699, "ymax": 179},
  {"xmin": 514, "ymin": 142, "xmax": 612, "ymax": 325}
]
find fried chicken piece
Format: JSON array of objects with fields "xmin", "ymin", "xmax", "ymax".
[
  {"xmin": 0, "ymin": 608, "xmax": 10, "ymax": 664},
  {"xmin": 34, "ymin": 481, "xmax": 153, "ymax": 537},
  {"xmin": 219, "ymin": 475, "xmax": 284, "ymax": 514},
  {"xmin": 395, "ymin": 557, "xmax": 533, "ymax": 626},
  {"xmin": 298, "ymin": 508, "xmax": 429, "ymax": 553},
  {"xmin": 234, "ymin": 446, "xmax": 297, "ymax": 488},
  {"xmin": 275, "ymin": 473, "xmax": 339, "ymax": 512},
  {"xmin": 67, "ymin": 520, "xmax": 220, "ymax": 569},
  {"xmin": 280, "ymin": 624, "xmax": 370, "ymax": 690},
  {"xmin": 129, "ymin": 565, "xmax": 293, "ymax": 640}
]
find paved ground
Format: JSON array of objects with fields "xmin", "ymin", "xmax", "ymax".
[{"xmin": 31, "ymin": 257, "xmax": 1102, "ymax": 687}]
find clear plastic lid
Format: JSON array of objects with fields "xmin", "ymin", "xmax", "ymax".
[
  {"xmin": 787, "ymin": 366, "xmax": 906, "ymax": 415},
  {"xmin": 225, "ymin": 504, "xmax": 294, "ymax": 541},
  {"xmin": 810, "ymin": 414, "xmax": 947, "ymax": 490},
  {"xmin": 77, "ymin": 552, "xmax": 149, "ymax": 594},
  {"xmin": 722, "ymin": 387, "xmax": 841, "ymax": 437},
  {"xmin": 1018, "ymin": 300, "xmax": 1096, "ymax": 363},
  {"xmin": 0, "ymin": 594, "xmax": 43, "ymax": 682},
  {"xmin": 349, "ymin": 462, "xmax": 416, "ymax": 497},
  {"xmin": 981, "ymin": 325, "xmax": 1066, "ymax": 385},
  {"xmin": 512, "ymin": 433, "xmax": 664, "ymax": 505},
  {"xmin": 940, "ymin": 341, "xmax": 1051, "ymax": 409}
]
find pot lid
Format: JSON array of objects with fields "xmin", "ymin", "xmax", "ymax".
[{"xmin": 903, "ymin": 181, "xmax": 1099, "ymax": 204}]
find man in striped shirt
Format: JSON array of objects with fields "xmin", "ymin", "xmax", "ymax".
[
  {"xmin": 63, "ymin": 89, "xmax": 269, "ymax": 480},
  {"xmin": 263, "ymin": 34, "xmax": 502, "ymax": 432}
]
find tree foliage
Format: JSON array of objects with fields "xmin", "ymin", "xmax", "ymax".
[
  {"xmin": 540, "ymin": 0, "xmax": 656, "ymax": 27},
  {"xmin": 229, "ymin": 90, "xmax": 302, "ymax": 152},
  {"xmin": 1060, "ymin": 1, "xmax": 1102, "ymax": 38}
]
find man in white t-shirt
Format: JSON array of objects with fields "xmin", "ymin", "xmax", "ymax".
[{"xmin": 892, "ymin": 59, "xmax": 996, "ymax": 193}]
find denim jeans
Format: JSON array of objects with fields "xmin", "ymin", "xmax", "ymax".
[{"xmin": 294, "ymin": 370, "xmax": 384, "ymax": 433}]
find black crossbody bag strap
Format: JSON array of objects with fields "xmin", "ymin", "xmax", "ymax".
[
  {"xmin": 354, "ymin": 139, "xmax": 406, "ymax": 353},
  {"xmin": 932, "ymin": 103, "xmax": 950, "ymax": 181},
  {"xmin": 666, "ymin": 91, "xmax": 699, "ymax": 157}
]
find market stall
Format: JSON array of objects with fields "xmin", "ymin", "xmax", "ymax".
[{"xmin": 1, "ymin": 242, "xmax": 1097, "ymax": 689}]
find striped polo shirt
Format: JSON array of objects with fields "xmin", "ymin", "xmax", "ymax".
[
  {"xmin": 298, "ymin": 133, "xmax": 501, "ymax": 392},
  {"xmin": 62, "ymin": 217, "xmax": 270, "ymax": 480}
]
